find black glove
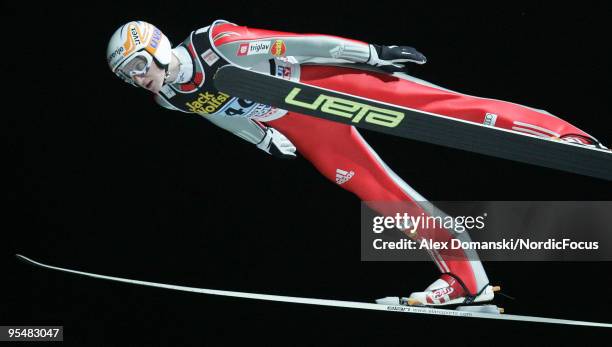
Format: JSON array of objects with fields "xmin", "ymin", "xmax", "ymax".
[{"xmin": 367, "ymin": 44, "xmax": 427, "ymax": 72}]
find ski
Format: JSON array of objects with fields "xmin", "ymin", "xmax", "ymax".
[
  {"xmin": 16, "ymin": 254, "xmax": 612, "ymax": 328},
  {"xmin": 213, "ymin": 65, "xmax": 612, "ymax": 181}
]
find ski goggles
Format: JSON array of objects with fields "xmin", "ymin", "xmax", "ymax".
[{"xmin": 114, "ymin": 50, "xmax": 154, "ymax": 86}]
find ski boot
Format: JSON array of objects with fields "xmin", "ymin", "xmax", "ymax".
[
  {"xmin": 376, "ymin": 273, "xmax": 500, "ymax": 307},
  {"xmin": 559, "ymin": 134, "xmax": 609, "ymax": 150}
]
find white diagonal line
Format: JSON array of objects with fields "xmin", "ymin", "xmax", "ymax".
[
  {"xmin": 16, "ymin": 255, "xmax": 612, "ymax": 328},
  {"xmin": 513, "ymin": 121, "xmax": 560, "ymax": 137}
]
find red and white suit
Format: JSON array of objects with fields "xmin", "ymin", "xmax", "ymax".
[{"xmin": 156, "ymin": 20, "xmax": 599, "ymax": 302}]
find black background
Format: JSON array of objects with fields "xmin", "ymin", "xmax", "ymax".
[{"xmin": 4, "ymin": 1, "xmax": 612, "ymax": 345}]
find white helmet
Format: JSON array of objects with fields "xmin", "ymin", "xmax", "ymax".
[{"xmin": 106, "ymin": 21, "xmax": 172, "ymax": 85}]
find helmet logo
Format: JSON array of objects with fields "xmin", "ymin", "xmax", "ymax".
[
  {"xmin": 146, "ymin": 28, "xmax": 162, "ymax": 55},
  {"xmin": 123, "ymin": 23, "xmax": 144, "ymax": 56},
  {"xmin": 109, "ymin": 46, "xmax": 124, "ymax": 61},
  {"xmin": 150, "ymin": 28, "xmax": 161, "ymax": 48},
  {"xmin": 130, "ymin": 26, "xmax": 142, "ymax": 45}
]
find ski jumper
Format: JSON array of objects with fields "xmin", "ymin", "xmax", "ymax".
[{"xmin": 154, "ymin": 20, "xmax": 598, "ymax": 299}]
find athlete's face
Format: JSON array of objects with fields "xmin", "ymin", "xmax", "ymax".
[{"xmin": 132, "ymin": 60, "xmax": 166, "ymax": 94}]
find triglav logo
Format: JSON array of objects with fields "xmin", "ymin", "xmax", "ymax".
[
  {"xmin": 284, "ymin": 88, "xmax": 405, "ymax": 128},
  {"xmin": 236, "ymin": 40, "xmax": 272, "ymax": 56},
  {"xmin": 237, "ymin": 43, "xmax": 249, "ymax": 56}
]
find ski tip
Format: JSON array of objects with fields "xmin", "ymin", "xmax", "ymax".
[{"xmin": 15, "ymin": 254, "xmax": 35, "ymax": 265}]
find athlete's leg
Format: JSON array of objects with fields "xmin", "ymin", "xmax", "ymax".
[
  {"xmin": 266, "ymin": 112, "xmax": 489, "ymax": 297},
  {"xmin": 298, "ymin": 65, "xmax": 602, "ymax": 146},
  {"xmin": 265, "ymin": 63, "xmax": 604, "ymax": 303}
]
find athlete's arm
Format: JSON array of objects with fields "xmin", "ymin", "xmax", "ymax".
[
  {"xmin": 154, "ymin": 94, "xmax": 296, "ymax": 158},
  {"xmin": 206, "ymin": 114, "xmax": 267, "ymax": 144},
  {"xmin": 207, "ymin": 115, "xmax": 296, "ymax": 159},
  {"xmin": 211, "ymin": 21, "xmax": 426, "ymax": 71}
]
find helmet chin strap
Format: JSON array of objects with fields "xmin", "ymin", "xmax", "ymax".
[
  {"xmin": 152, "ymin": 56, "xmax": 173, "ymax": 85},
  {"xmin": 168, "ymin": 47, "xmax": 193, "ymax": 84},
  {"xmin": 157, "ymin": 48, "xmax": 192, "ymax": 85},
  {"xmin": 164, "ymin": 66, "xmax": 171, "ymax": 83}
]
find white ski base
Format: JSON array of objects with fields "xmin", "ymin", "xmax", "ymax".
[
  {"xmin": 456, "ymin": 305, "xmax": 502, "ymax": 315},
  {"xmin": 16, "ymin": 254, "xmax": 612, "ymax": 328}
]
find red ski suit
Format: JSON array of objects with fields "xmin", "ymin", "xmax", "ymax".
[{"xmin": 183, "ymin": 21, "xmax": 597, "ymax": 297}]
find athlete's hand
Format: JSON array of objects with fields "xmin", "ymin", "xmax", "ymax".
[
  {"xmin": 367, "ymin": 44, "xmax": 427, "ymax": 72},
  {"xmin": 256, "ymin": 128, "xmax": 297, "ymax": 159}
]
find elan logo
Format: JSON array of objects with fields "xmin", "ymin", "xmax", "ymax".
[{"xmin": 284, "ymin": 88, "xmax": 404, "ymax": 128}]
